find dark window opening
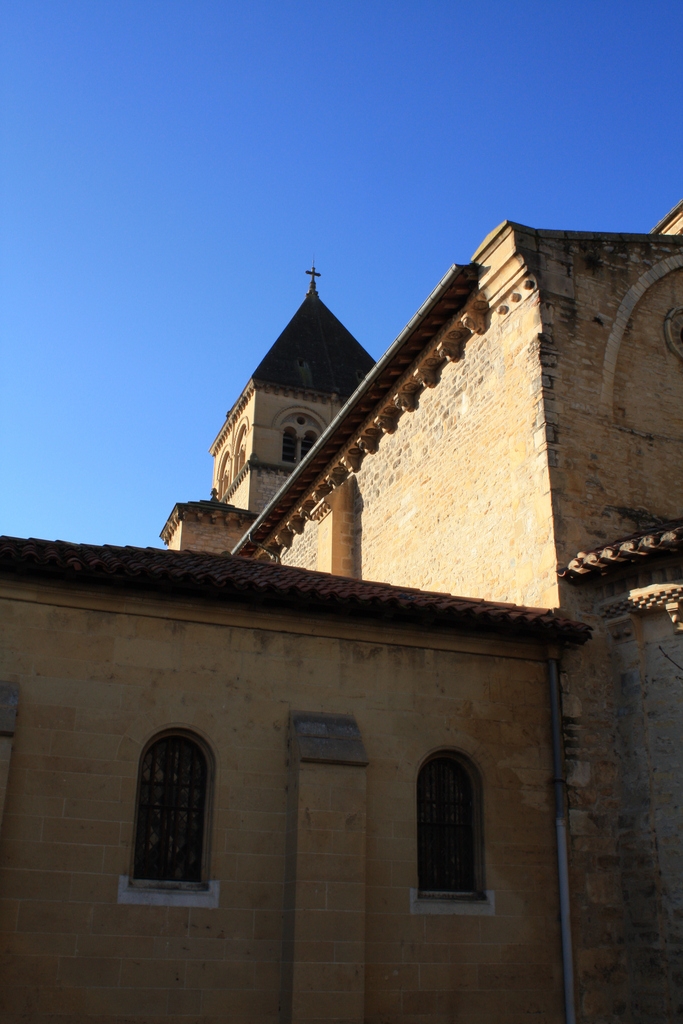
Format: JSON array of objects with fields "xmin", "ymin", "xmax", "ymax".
[
  {"xmin": 300, "ymin": 432, "xmax": 317, "ymax": 458},
  {"xmin": 134, "ymin": 735, "xmax": 207, "ymax": 882},
  {"xmin": 417, "ymin": 756, "xmax": 475, "ymax": 892},
  {"xmin": 282, "ymin": 430, "xmax": 297, "ymax": 463}
]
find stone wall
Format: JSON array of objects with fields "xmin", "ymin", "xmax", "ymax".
[
  {"xmin": 350, "ymin": 292, "xmax": 554, "ymax": 604},
  {"xmin": 0, "ymin": 574, "xmax": 566, "ymax": 1024},
  {"xmin": 281, "ymin": 515, "xmax": 318, "ymax": 571}
]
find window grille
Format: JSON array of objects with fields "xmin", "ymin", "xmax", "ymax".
[
  {"xmin": 417, "ymin": 756, "xmax": 475, "ymax": 892},
  {"xmin": 282, "ymin": 430, "xmax": 297, "ymax": 462},
  {"xmin": 300, "ymin": 432, "xmax": 317, "ymax": 458},
  {"xmin": 134, "ymin": 735, "xmax": 207, "ymax": 882}
]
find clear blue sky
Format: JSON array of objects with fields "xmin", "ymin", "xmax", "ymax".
[{"xmin": 2, "ymin": 1, "xmax": 682, "ymax": 548}]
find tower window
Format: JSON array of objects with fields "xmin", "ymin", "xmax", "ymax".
[
  {"xmin": 282, "ymin": 429, "xmax": 297, "ymax": 463},
  {"xmin": 134, "ymin": 734, "xmax": 208, "ymax": 883},
  {"xmin": 233, "ymin": 425, "xmax": 247, "ymax": 480},
  {"xmin": 300, "ymin": 432, "xmax": 318, "ymax": 458},
  {"xmin": 417, "ymin": 755, "xmax": 478, "ymax": 893}
]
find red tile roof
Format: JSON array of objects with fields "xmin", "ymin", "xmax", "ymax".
[
  {"xmin": 558, "ymin": 518, "xmax": 683, "ymax": 580},
  {"xmin": 0, "ymin": 536, "xmax": 590, "ymax": 644}
]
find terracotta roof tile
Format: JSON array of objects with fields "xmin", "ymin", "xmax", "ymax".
[
  {"xmin": 0, "ymin": 536, "xmax": 591, "ymax": 644},
  {"xmin": 558, "ymin": 518, "xmax": 683, "ymax": 580}
]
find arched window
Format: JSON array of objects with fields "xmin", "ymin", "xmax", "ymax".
[
  {"xmin": 417, "ymin": 755, "xmax": 479, "ymax": 893},
  {"xmin": 233, "ymin": 425, "xmax": 247, "ymax": 480},
  {"xmin": 134, "ymin": 734, "xmax": 208, "ymax": 883},
  {"xmin": 282, "ymin": 428, "xmax": 297, "ymax": 463},
  {"xmin": 300, "ymin": 431, "xmax": 317, "ymax": 458}
]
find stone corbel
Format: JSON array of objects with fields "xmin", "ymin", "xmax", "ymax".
[
  {"xmin": 341, "ymin": 447, "xmax": 364, "ymax": 473},
  {"xmin": 358, "ymin": 428, "xmax": 382, "ymax": 453},
  {"xmin": 665, "ymin": 599, "xmax": 683, "ymax": 634},
  {"xmin": 459, "ymin": 294, "xmax": 489, "ymax": 335},
  {"xmin": 374, "ymin": 406, "xmax": 401, "ymax": 434},
  {"xmin": 287, "ymin": 515, "xmax": 306, "ymax": 536},
  {"xmin": 275, "ymin": 527, "xmax": 294, "ymax": 549},
  {"xmin": 393, "ymin": 386, "xmax": 419, "ymax": 412},
  {"xmin": 326, "ymin": 465, "xmax": 349, "ymax": 489},
  {"xmin": 298, "ymin": 499, "xmax": 317, "ymax": 519},
  {"xmin": 413, "ymin": 357, "xmax": 441, "ymax": 388},
  {"xmin": 436, "ymin": 327, "xmax": 470, "ymax": 362},
  {"xmin": 312, "ymin": 480, "xmax": 332, "ymax": 503}
]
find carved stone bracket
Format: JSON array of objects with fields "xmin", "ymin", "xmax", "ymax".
[
  {"xmin": 413, "ymin": 357, "xmax": 441, "ymax": 388},
  {"xmin": 666, "ymin": 598, "xmax": 683, "ymax": 634},
  {"xmin": 436, "ymin": 328, "xmax": 470, "ymax": 362},
  {"xmin": 393, "ymin": 386, "xmax": 419, "ymax": 412},
  {"xmin": 326, "ymin": 465, "xmax": 349, "ymax": 489},
  {"xmin": 287, "ymin": 514, "xmax": 306, "ymax": 535},
  {"xmin": 275, "ymin": 527, "xmax": 294, "ymax": 549},
  {"xmin": 312, "ymin": 480, "xmax": 332, "ymax": 502},
  {"xmin": 341, "ymin": 447, "xmax": 365, "ymax": 473},
  {"xmin": 358, "ymin": 428, "xmax": 382, "ymax": 453},
  {"xmin": 374, "ymin": 407, "xmax": 401, "ymax": 434},
  {"xmin": 298, "ymin": 498, "xmax": 317, "ymax": 519},
  {"xmin": 459, "ymin": 294, "xmax": 489, "ymax": 335}
]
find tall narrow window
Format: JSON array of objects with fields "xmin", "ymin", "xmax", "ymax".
[
  {"xmin": 282, "ymin": 429, "xmax": 297, "ymax": 463},
  {"xmin": 134, "ymin": 734, "xmax": 208, "ymax": 882},
  {"xmin": 417, "ymin": 756, "xmax": 476, "ymax": 893},
  {"xmin": 233, "ymin": 425, "xmax": 247, "ymax": 480},
  {"xmin": 300, "ymin": 431, "xmax": 317, "ymax": 458}
]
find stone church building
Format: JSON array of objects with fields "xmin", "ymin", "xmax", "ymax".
[{"xmin": 1, "ymin": 199, "xmax": 682, "ymax": 1024}]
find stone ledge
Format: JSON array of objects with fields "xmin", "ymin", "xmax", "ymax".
[
  {"xmin": 117, "ymin": 876, "xmax": 220, "ymax": 908},
  {"xmin": 410, "ymin": 888, "xmax": 495, "ymax": 915}
]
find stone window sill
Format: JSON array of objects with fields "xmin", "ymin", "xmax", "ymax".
[
  {"xmin": 409, "ymin": 888, "xmax": 495, "ymax": 915},
  {"xmin": 117, "ymin": 876, "xmax": 220, "ymax": 908}
]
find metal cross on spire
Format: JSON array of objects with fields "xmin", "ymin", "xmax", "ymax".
[{"xmin": 306, "ymin": 263, "xmax": 321, "ymax": 294}]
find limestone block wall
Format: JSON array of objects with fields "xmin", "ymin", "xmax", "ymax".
[
  {"xmin": 281, "ymin": 517, "xmax": 318, "ymax": 572},
  {"xmin": 0, "ymin": 577, "xmax": 565, "ymax": 1024},
  {"xmin": 348, "ymin": 292, "xmax": 555, "ymax": 606}
]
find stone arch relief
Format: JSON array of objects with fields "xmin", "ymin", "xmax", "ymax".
[
  {"xmin": 599, "ymin": 252, "xmax": 683, "ymax": 414},
  {"xmin": 272, "ymin": 406, "xmax": 326, "ymax": 434}
]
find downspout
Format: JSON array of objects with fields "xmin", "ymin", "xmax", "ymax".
[{"xmin": 548, "ymin": 657, "xmax": 576, "ymax": 1024}]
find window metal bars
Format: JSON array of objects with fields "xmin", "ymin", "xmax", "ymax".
[
  {"xmin": 417, "ymin": 757, "xmax": 475, "ymax": 892},
  {"xmin": 134, "ymin": 736, "xmax": 207, "ymax": 882},
  {"xmin": 282, "ymin": 431, "xmax": 297, "ymax": 463},
  {"xmin": 300, "ymin": 433, "xmax": 317, "ymax": 458}
]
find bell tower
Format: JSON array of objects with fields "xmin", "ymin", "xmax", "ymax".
[{"xmin": 161, "ymin": 268, "xmax": 374, "ymax": 553}]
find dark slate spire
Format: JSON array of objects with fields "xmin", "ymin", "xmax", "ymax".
[{"xmin": 252, "ymin": 270, "xmax": 374, "ymax": 397}]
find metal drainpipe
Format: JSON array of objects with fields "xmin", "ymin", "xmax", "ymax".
[{"xmin": 548, "ymin": 657, "xmax": 576, "ymax": 1024}]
